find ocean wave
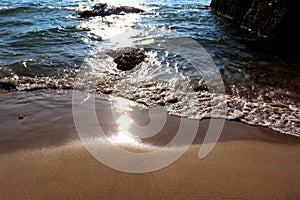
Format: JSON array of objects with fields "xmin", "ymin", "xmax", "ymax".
[
  {"xmin": 47, "ymin": 6, "xmax": 78, "ymax": 11},
  {"xmin": 0, "ymin": 6, "xmax": 10, "ymax": 11},
  {"xmin": 0, "ymin": 6, "xmax": 32, "ymax": 13},
  {"xmin": 1, "ymin": 71, "xmax": 299, "ymax": 137}
]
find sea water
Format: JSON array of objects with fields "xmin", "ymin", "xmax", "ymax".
[{"xmin": 0, "ymin": 0, "xmax": 299, "ymax": 136}]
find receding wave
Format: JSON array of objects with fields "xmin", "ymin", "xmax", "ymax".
[
  {"xmin": 75, "ymin": 40, "xmax": 300, "ymax": 137},
  {"xmin": 1, "ymin": 46, "xmax": 299, "ymax": 137}
]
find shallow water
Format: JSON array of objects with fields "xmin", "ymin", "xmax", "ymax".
[{"xmin": 0, "ymin": 0, "xmax": 299, "ymax": 136}]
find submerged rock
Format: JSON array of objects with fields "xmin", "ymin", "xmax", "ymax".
[
  {"xmin": 112, "ymin": 48, "xmax": 146, "ymax": 71},
  {"xmin": 79, "ymin": 3, "xmax": 144, "ymax": 18}
]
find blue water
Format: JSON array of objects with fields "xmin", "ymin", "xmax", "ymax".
[
  {"xmin": 0, "ymin": 0, "xmax": 299, "ymax": 136},
  {"xmin": 0, "ymin": 0, "xmax": 89, "ymax": 76}
]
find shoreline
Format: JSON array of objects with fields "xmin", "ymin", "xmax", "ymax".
[
  {"xmin": 0, "ymin": 91, "xmax": 300, "ymax": 199},
  {"xmin": 0, "ymin": 90, "xmax": 299, "ymax": 154}
]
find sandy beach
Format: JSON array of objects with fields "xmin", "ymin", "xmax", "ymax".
[
  {"xmin": 0, "ymin": 91, "xmax": 300, "ymax": 200},
  {"xmin": 1, "ymin": 0, "xmax": 300, "ymax": 199}
]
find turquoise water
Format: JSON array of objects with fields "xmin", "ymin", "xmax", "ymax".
[{"xmin": 0, "ymin": 0, "xmax": 299, "ymax": 136}]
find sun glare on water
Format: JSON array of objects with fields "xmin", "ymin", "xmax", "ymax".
[
  {"xmin": 106, "ymin": 97, "xmax": 157, "ymax": 151},
  {"xmin": 91, "ymin": 0, "xmax": 144, "ymax": 8},
  {"xmin": 78, "ymin": 0, "xmax": 146, "ymax": 41}
]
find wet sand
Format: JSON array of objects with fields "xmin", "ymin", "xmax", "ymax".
[{"xmin": 0, "ymin": 91, "xmax": 300, "ymax": 199}]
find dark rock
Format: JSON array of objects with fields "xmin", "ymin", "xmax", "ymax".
[
  {"xmin": 80, "ymin": 10, "xmax": 98, "ymax": 18},
  {"xmin": 165, "ymin": 97, "xmax": 178, "ymax": 104},
  {"xmin": 158, "ymin": 101, "xmax": 165, "ymax": 106},
  {"xmin": 192, "ymin": 84, "xmax": 208, "ymax": 92},
  {"xmin": 113, "ymin": 48, "xmax": 146, "ymax": 71},
  {"xmin": 241, "ymin": 0, "xmax": 286, "ymax": 38},
  {"xmin": 0, "ymin": 81, "xmax": 17, "ymax": 91},
  {"xmin": 263, "ymin": 95, "xmax": 272, "ymax": 103},
  {"xmin": 210, "ymin": 0, "xmax": 300, "ymax": 48},
  {"xmin": 189, "ymin": 79, "xmax": 208, "ymax": 92},
  {"xmin": 210, "ymin": 0, "xmax": 253, "ymax": 23},
  {"xmin": 79, "ymin": 3, "xmax": 144, "ymax": 18},
  {"xmin": 102, "ymin": 88, "xmax": 113, "ymax": 94}
]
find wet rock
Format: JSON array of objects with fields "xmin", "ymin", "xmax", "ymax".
[
  {"xmin": 210, "ymin": 0, "xmax": 300, "ymax": 47},
  {"xmin": 79, "ymin": 10, "xmax": 97, "ymax": 18},
  {"xmin": 210, "ymin": 0, "xmax": 253, "ymax": 22},
  {"xmin": 0, "ymin": 68, "xmax": 14, "ymax": 78},
  {"xmin": 158, "ymin": 101, "xmax": 165, "ymax": 106},
  {"xmin": 263, "ymin": 95, "xmax": 273, "ymax": 103},
  {"xmin": 79, "ymin": 3, "xmax": 144, "ymax": 18},
  {"xmin": 241, "ymin": 0, "xmax": 286, "ymax": 38},
  {"xmin": 189, "ymin": 79, "xmax": 208, "ymax": 92},
  {"xmin": 165, "ymin": 96, "xmax": 178, "ymax": 104},
  {"xmin": 0, "ymin": 81, "xmax": 17, "ymax": 91},
  {"xmin": 113, "ymin": 48, "xmax": 146, "ymax": 71},
  {"xmin": 102, "ymin": 88, "xmax": 113, "ymax": 94}
]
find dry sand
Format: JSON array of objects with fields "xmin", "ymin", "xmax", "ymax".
[{"xmin": 0, "ymin": 91, "xmax": 299, "ymax": 199}]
